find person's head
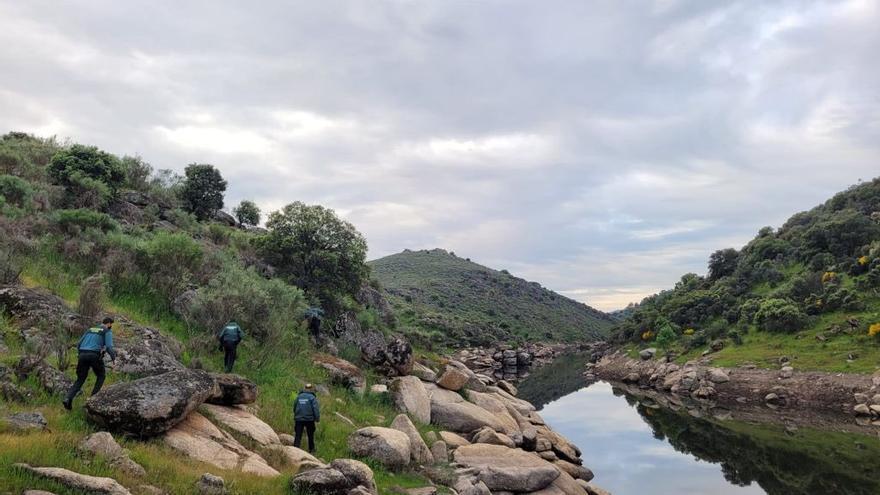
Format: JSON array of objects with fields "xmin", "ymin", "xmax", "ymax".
[
  {"xmin": 304, "ymin": 383, "xmax": 315, "ymax": 393},
  {"xmin": 102, "ymin": 317, "xmax": 114, "ymax": 328}
]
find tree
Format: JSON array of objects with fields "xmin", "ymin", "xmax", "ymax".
[
  {"xmin": 754, "ymin": 298, "xmax": 808, "ymax": 333},
  {"xmin": 655, "ymin": 323, "xmax": 677, "ymax": 352},
  {"xmin": 181, "ymin": 163, "xmax": 226, "ymax": 220},
  {"xmin": 256, "ymin": 202, "xmax": 368, "ymax": 306},
  {"xmin": 233, "ymin": 200, "xmax": 261, "ymax": 226},
  {"xmin": 48, "ymin": 144, "xmax": 125, "ymax": 208},
  {"xmin": 708, "ymin": 248, "xmax": 739, "ymax": 281}
]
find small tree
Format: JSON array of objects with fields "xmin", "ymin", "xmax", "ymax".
[
  {"xmin": 655, "ymin": 323, "xmax": 677, "ymax": 352},
  {"xmin": 234, "ymin": 200, "xmax": 261, "ymax": 226},
  {"xmin": 708, "ymin": 248, "xmax": 739, "ymax": 281},
  {"xmin": 754, "ymin": 298, "xmax": 808, "ymax": 333},
  {"xmin": 257, "ymin": 202, "xmax": 368, "ymax": 307},
  {"xmin": 181, "ymin": 163, "xmax": 227, "ymax": 221},
  {"xmin": 48, "ymin": 144, "xmax": 125, "ymax": 208}
]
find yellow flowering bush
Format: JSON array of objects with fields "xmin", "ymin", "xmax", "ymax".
[
  {"xmin": 821, "ymin": 271, "xmax": 837, "ymax": 284},
  {"xmin": 858, "ymin": 256, "xmax": 869, "ymax": 266},
  {"xmin": 683, "ymin": 328, "xmax": 695, "ymax": 335},
  {"xmin": 641, "ymin": 330, "xmax": 654, "ymax": 341},
  {"xmin": 869, "ymin": 323, "xmax": 880, "ymax": 338}
]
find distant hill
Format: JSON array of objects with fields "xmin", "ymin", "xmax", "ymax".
[{"xmin": 369, "ymin": 248, "xmax": 614, "ymax": 347}]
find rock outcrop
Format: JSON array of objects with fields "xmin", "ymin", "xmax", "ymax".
[
  {"xmin": 78, "ymin": 432, "xmax": 146, "ymax": 477},
  {"xmin": 347, "ymin": 427, "xmax": 411, "ymax": 468},
  {"xmin": 313, "ymin": 354, "xmax": 366, "ymax": 395},
  {"xmin": 86, "ymin": 369, "xmax": 217, "ymax": 437},
  {"xmin": 391, "ymin": 414, "xmax": 434, "ymax": 465},
  {"xmin": 200, "ymin": 403, "xmax": 280, "ymax": 446},
  {"xmin": 207, "ymin": 374, "xmax": 258, "ymax": 405},
  {"xmin": 13, "ymin": 463, "xmax": 131, "ymax": 495},
  {"xmin": 389, "ymin": 376, "xmax": 431, "ymax": 424}
]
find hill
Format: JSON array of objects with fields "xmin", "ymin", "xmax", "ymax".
[
  {"xmin": 610, "ymin": 178, "xmax": 880, "ymax": 373},
  {"xmin": 369, "ymin": 248, "xmax": 614, "ymax": 346}
]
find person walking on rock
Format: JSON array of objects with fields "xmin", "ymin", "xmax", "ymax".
[
  {"xmin": 293, "ymin": 383, "xmax": 320, "ymax": 453},
  {"xmin": 218, "ymin": 320, "xmax": 243, "ymax": 373},
  {"xmin": 63, "ymin": 317, "xmax": 116, "ymax": 410}
]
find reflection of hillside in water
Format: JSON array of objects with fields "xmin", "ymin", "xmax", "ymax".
[
  {"xmin": 516, "ymin": 352, "xmax": 590, "ymax": 409},
  {"xmin": 618, "ymin": 387, "xmax": 880, "ymax": 495}
]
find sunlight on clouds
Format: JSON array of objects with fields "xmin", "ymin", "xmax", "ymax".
[
  {"xmin": 155, "ymin": 124, "xmax": 274, "ymax": 154},
  {"xmin": 392, "ymin": 133, "xmax": 558, "ymax": 168}
]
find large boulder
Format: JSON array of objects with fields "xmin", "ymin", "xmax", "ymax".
[
  {"xmin": 195, "ymin": 473, "xmax": 228, "ymax": 495},
  {"xmin": 86, "ymin": 369, "xmax": 217, "ymax": 437},
  {"xmin": 0, "ymin": 285, "xmax": 83, "ymax": 328},
  {"xmin": 465, "ymin": 390, "xmax": 520, "ymax": 434},
  {"xmin": 354, "ymin": 285, "xmax": 396, "ymax": 327},
  {"xmin": 390, "ymin": 414, "xmax": 434, "ymax": 465},
  {"xmin": 436, "ymin": 367, "xmax": 470, "ymax": 392},
  {"xmin": 431, "ymin": 400, "xmax": 506, "ymax": 434},
  {"xmin": 163, "ymin": 412, "xmax": 278, "ymax": 477},
  {"xmin": 3, "ymin": 411, "xmax": 48, "ymax": 431},
  {"xmin": 472, "ymin": 427, "xmax": 515, "ymax": 448},
  {"xmin": 313, "ymin": 354, "xmax": 366, "ymax": 395},
  {"xmin": 347, "ymin": 427, "xmax": 411, "ymax": 468},
  {"xmin": 411, "ymin": 362, "xmax": 437, "ymax": 383},
  {"xmin": 330, "ymin": 459, "xmax": 377, "ymax": 494},
  {"xmin": 453, "ymin": 444, "xmax": 584, "ymax": 495},
  {"xmin": 389, "ymin": 376, "xmax": 431, "ymax": 424},
  {"xmin": 289, "ymin": 468, "xmax": 349, "ymax": 494},
  {"xmin": 78, "ymin": 432, "xmax": 146, "ymax": 477},
  {"xmin": 385, "ymin": 337, "xmax": 414, "ymax": 376},
  {"xmin": 207, "ymin": 374, "xmax": 258, "ymax": 405},
  {"xmin": 111, "ymin": 324, "xmax": 184, "ymax": 376},
  {"xmin": 438, "ymin": 431, "xmax": 470, "ymax": 449},
  {"xmin": 200, "ymin": 403, "xmax": 280, "ymax": 446},
  {"xmin": 13, "ymin": 463, "xmax": 131, "ymax": 495},
  {"xmin": 478, "ymin": 465, "xmax": 560, "ymax": 492},
  {"xmin": 263, "ymin": 445, "xmax": 325, "ymax": 473}
]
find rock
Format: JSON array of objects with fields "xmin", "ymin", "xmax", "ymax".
[
  {"xmin": 478, "ymin": 465, "xmax": 560, "ymax": 492},
  {"xmin": 313, "ymin": 354, "xmax": 366, "ymax": 395},
  {"xmin": 437, "ymin": 367, "xmax": 471, "ymax": 391},
  {"xmin": 431, "ymin": 399, "xmax": 506, "ymax": 433},
  {"xmin": 439, "ymin": 431, "xmax": 471, "ymax": 448},
  {"xmin": 347, "ymin": 427, "xmax": 411, "ymax": 468},
  {"xmin": 404, "ymin": 488, "xmax": 437, "ymax": 495},
  {"xmin": 3, "ymin": 411, "xmax": 48, "ymax": 431},
  {"xmin": 330, "ymin": 459, "xmax": 377, "ymax": 494},
  {"xmin": 207, "ymin": 374, "xmax": 257, "ymax": 405},
  {"xmin": 355, "ymin": 285, "xmax": 396, "ymax": 327},
  {"xmin": 290, "ymin": 468, "xmax": 349, "ymax": 494},
  {"xmin": 279, "ymin": 433, "xmax": 296, "ymax": 446},
  {"xmin": 623, "ymin": 372, "xmax": 640, "ymax": 383},
  {"xmin": 264, "ymin": 445, "xmax": 325, "ymax": 473},
  {"xmin": 200, "ymin": 403, "xmax": 279, "ymax": 446},
  {"xmin": 370, "ymin": 384, "xmax": 388, "ymax": 394},
  {"xmin": 13, "ymin": 463, "xmax": 131, "ymax": 495},
  {"xmin": 196, "ymin": 473, "xmax": 228, "ymax": 495},
  {"xmin": 356, "ymin": 329, "xmax": 387, "ymax": 366},
  {"xmin": 710, "ymin": 340, "xmax": 725, "ymax": 352},
  {"xmin": 707, "ymin": 368, "xmax": 729, "ymax": 383},
  {"xmin": 854, "ymin": 404, "xmax": 871, "ymax": 415},
  {"xmin": 78, "ymin": 431, "xmax": 146, "ymax": 477},
  {"xmin": 780, "ymin": 366, "xmax": 794, "ymax": 379},
  {"xmin": 389, "ymin": 376, "xmax": 431, "ymax": 424},
  {"xmin": 431, "ymin": 440, "xmax": 449, "ymax": 462},
  {"xmin": 214, "ymin": 210, "xmax": 237, "ymax": 226},
  {"xmin": 386, "ymin": 337, "xmax": 414, "ymax": 376},
  {"xmin": 472, "ymin": 427, "xmax": 515, "ymax": 448},
  {"xmin": 497, "ymin": 380, "xmax": 517, "ymax": 396},
  {"xmin": 391, "ymin": 414, "xmax": 434, "ymax": 464},
  {"xmin": 453, "ymin": 444, "xmax": 583, "ymax": 494},
  {"xmin": 764, "ymin": 393, "xmax": 784, "ymax": 406},
  {"xmin": 639, "ymin": 348, "xmax": 656, "ymax": 360},
  {"xmin": 164, "ymin": 412, "xmax": 278, "ymax": 477},
  {"xmin": 464, "ymin": 390, "xmax": 520, "ymax": 434},
  {"xmin": 112, "ymin": 324, "xmax": 185, "ymax": 376},
  {"xmin": 538, "ymin": 450, "xmax": 558, "ymax": 461},
  {"xmin": 137, "ymin": 485, "xmax": 165, "ymax": 495},
  {"xmin": 348, "ymin": 487, "xmax": 374, "ymax": 495},
  {"xmin": 86, "ymin": 369, "xmax": 216, "ymax": 437},
  {"xmin": 854, "ymin": 393, "xmax": 869, "ymax": 404},
  {"xmin": 22, "ymin": 491, "xmax": 57, "ymax": 495},
  {"xmin": 34, "ymin": 362, "xmax": 73, "ymax": 396},
  {"xmin": 554, "ymin": 459, "xmax": 594, "ymax": 481},
  {"xmin": 335, "ymin": 411, "xmax": 357, "ymax": 427},
  {"xmin": 583, "ymin": 481, "xmax": 613, "ymax": 495},
  {"xmin": 411, "ymin": 362, "xmax": 438, "ymax": 382}
]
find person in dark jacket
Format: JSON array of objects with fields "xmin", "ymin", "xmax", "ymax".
[
  {"xmin": 293, "ymin": 383, "xmax": 320, "ymax": 452},
  {"xmin": 63, "ymin": 317, "xmax": 116, "ymax": 410},
  {"xmin": 218, "ymin": 321, "xmax": 243, "ymax": 373}
]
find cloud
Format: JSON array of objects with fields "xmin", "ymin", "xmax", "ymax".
[{"xmin": 0, "ymin": 0, "xmax": 878, "ymax": 311}]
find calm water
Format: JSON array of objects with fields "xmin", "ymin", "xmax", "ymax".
[{"xmin": 517, "ymin": 354, "xmax": 880, "ymax": 495}]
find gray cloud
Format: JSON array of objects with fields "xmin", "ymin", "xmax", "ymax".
[{"xmin": 1, "ymin": 0, "xmax": 878, "ymax": 310}]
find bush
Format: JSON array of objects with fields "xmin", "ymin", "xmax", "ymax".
[
  {"xmin": 233, "ymin": 200, "xmax": 261, "ymax": 226},
  {"xmin": 180, "ymin": 261, "xmax": 306, "ymax": 343},
  {"xmin": 52, "ymin": 209, "xmax": 118, "ymax": 235},
  {"xmin": 181, "ymin": 163, "xmax": 227, "ymax": 221},
  {"xmin": 48, "ymin": 144, "xmax": 125, "ymax": 206},
  {"xmin": 140, "ymin": 231, "xmax": 204, "ymax": 304},
  {"xmin": 754, "ymin": 298, "xmax": 808, "ymax": 333},
  {"xmin": 0, "ymin": 174, "xmax": 33, "ymax": 207},
  {"xmin": 0, "ymin": 245, "xmax": 22, "ymax": 284},
  {"xmin": 708, "ymin": 248, "xmax": 739, "ymax": 281},
  {"xmin": 77, "ymin": 274, "xmax": 106, "ymax": 319},
  {"xmin": 869, "ymin": 323, "xmax": 880, "ymax": 338},
  {"xmin": 120, "ymin": 155, "xmax": 153, "ymax": 192}
]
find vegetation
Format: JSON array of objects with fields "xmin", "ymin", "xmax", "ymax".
[
  {"xmin": 370, "ymin": 248, "xmax": 613, "ymax": 347},
  {"xmin": 181, "ymin": 163, "xmax": 227, "ymax": 220},
  {"xmin": 612, "ymin": 178, "xmax": 880, "ymax": 373},
  {"xmin": 234, "ymin": 199, "xmax": 261, "ymax": 226}
]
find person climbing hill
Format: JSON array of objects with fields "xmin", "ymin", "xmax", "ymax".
[
  {"xmin": 293, "ymin": 383, "xmax": 320, "ymax": 453},
  {"xmin": 63, "ymin": 317, "xmax": 116, "ymax": 410},
  {"xmin": 218, "ymin": 320, "xmax": 243, "ymax": 373}
]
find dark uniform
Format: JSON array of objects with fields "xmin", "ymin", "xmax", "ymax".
[
  {"xmin": 218, "ymin": 321, "xmax": 243, "ymax": 373},
  {"xmin": 293, "ymin": 386, "xmax": 320, "ymax": 452},
  {"xmin": 63, "ymin": 319, "xmax": 116, "ymax": 410}
]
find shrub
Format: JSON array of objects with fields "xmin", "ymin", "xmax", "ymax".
[
  {"xmin": 52, "ymin": 209, "xmax": 118, "ymax": 235},
  {"xmin": 754, "ymin": 298, "xmax": 808, "ymax": 333},
  {"xmin": 77, "ymin": 274, "xmax": 106, "ymax": 319},
  {"xmin": 708, "ymin": 248, "xmax": 739, "ymax": 281},
  {"xmin": 120, "ymin": 155, "xmax": 153, "ymax": 192},
  {"xmin": 233, "ymin": 200, "xmax": 261, "ymax": 226},
  {"xmin": 0, "ymin": 174, "xmax": 33, "ymax": 207},
  {"xmin": 0, "ymin": 245, "xmax": 22, "ymax": 284},
  {"xmin": 655, "ymin": 325, "xmax": 676, "ymax": 350},
  {"xmin": 683, "ymin": 328, "xmax": 695, "ymax": 335},
  {"xmin": 48, "ymin": 144, "xmax": 125, "ymax": 206},
  {"xmin": 181, "ymin": 163, "xmax": 226, "ymax": 220},
  {"xmin": 140, "ymin": 231, "xmax": 203, "ymax": 304},
  {"xmin": 868, "ymin": 323, "xmax": 880, "ymax": 338}
]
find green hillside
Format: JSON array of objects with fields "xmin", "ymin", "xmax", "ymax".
[
  {"xmin": 370, "ymin": 248, "xmax": 614, "ymax": 346},
  {"xmin": 611, "ymin": 178, "xmax": 880, "ymax": 373}
]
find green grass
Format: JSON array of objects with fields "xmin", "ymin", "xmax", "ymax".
[{"xmin": 2, "ymin": 254, "xmax": 447, "ymax": 494}]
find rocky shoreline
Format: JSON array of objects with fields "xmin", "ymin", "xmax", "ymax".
[
  {"xmin": 590, "ymin": 350, "xmax": 880, "ymax": 433},
  {"xmin": 453, "ymin": 341, "xmax": 607, "ymax": 382}
]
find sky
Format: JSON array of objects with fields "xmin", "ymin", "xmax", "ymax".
[{"xmin": 1, "ymin": 1, "xmax": 878, "ymax": 311}]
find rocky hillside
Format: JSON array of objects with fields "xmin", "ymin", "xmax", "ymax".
[{"xmin": 370, "ymin": 249, "xmax": 614, "ymax": 347}]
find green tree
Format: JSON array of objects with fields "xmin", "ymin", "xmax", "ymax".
[
  {"xmin": 181, "ymin": 163, "xmax": 227, "ymax": 220},
  {"xmin": 754, "ymin": 298, "xmax": 808, "ymax": 333},
  {"xmin": 233, "ymin": 200, "xmax": 261, "ymax": 226},
  {"xmin": 708, "ymin": 248, "xmax": 739, "ymax": 281},
  {"xmin": 257, "ymin": 201, "xmax": 368, "ymax": 306},
  {"xmin": 48, "ymin": 144, "xmax": 125, "ymax": 208},
  {"xmin": 655, "ymin": 324, "xmax": 677, "ymax": 352}
]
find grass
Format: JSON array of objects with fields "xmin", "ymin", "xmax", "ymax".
[{"xmin": 2, "ymin": 254, "xmax": 448, "ymax": 494}]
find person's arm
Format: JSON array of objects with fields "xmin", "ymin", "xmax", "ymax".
[
  {"xmin": 312, "ymin": 397, "xmax": 320, "ymax": 422},
  {"xmin": 236, "ymin": 325, "xmax": 243, "ymax": 343},
  {"xmin": 104, "ymin": 330, "xmax": 117, "ymax": 362}
]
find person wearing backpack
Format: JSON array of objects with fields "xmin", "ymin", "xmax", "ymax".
[
  {"xmin": 218, "ymin": 320, "xmax": 243, "ymax": 373},
  {"xmin": 63, "ymin": 317, "xmax": 116, "ymax": 410},
  {"xmin": 293, "ymin": 383, "xmax": 320, "ymax": 453}
]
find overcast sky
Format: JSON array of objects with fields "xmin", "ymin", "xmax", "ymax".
[{"xmin": 2, "ymin": 1, "xmax": 878, "ymax": 311}]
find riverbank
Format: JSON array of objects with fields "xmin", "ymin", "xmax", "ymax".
[{"xmin": 591, "ymin": 350, "xmax": 880, "ymax": 432}]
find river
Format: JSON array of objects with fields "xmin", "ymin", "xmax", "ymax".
[{"xmin": 516, "ymin": 353, "xmax": 880, "ymax": 495}]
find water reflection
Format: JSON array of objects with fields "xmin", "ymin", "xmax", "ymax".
[{"xmin": 531, "ymin": 381, "xmax": 880, "ymax": 495}]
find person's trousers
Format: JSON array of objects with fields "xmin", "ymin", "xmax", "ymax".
[
  {"xmin": 222, "ymin": 341, "xmax": 238, "ymax": 372},
  {"xmin": 294, "ymin": 420, "xmax": 316, "ymax": 452},
  {"xmin": 65, "ymin": 351, "xmax": 105, "ymax": 403}
]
